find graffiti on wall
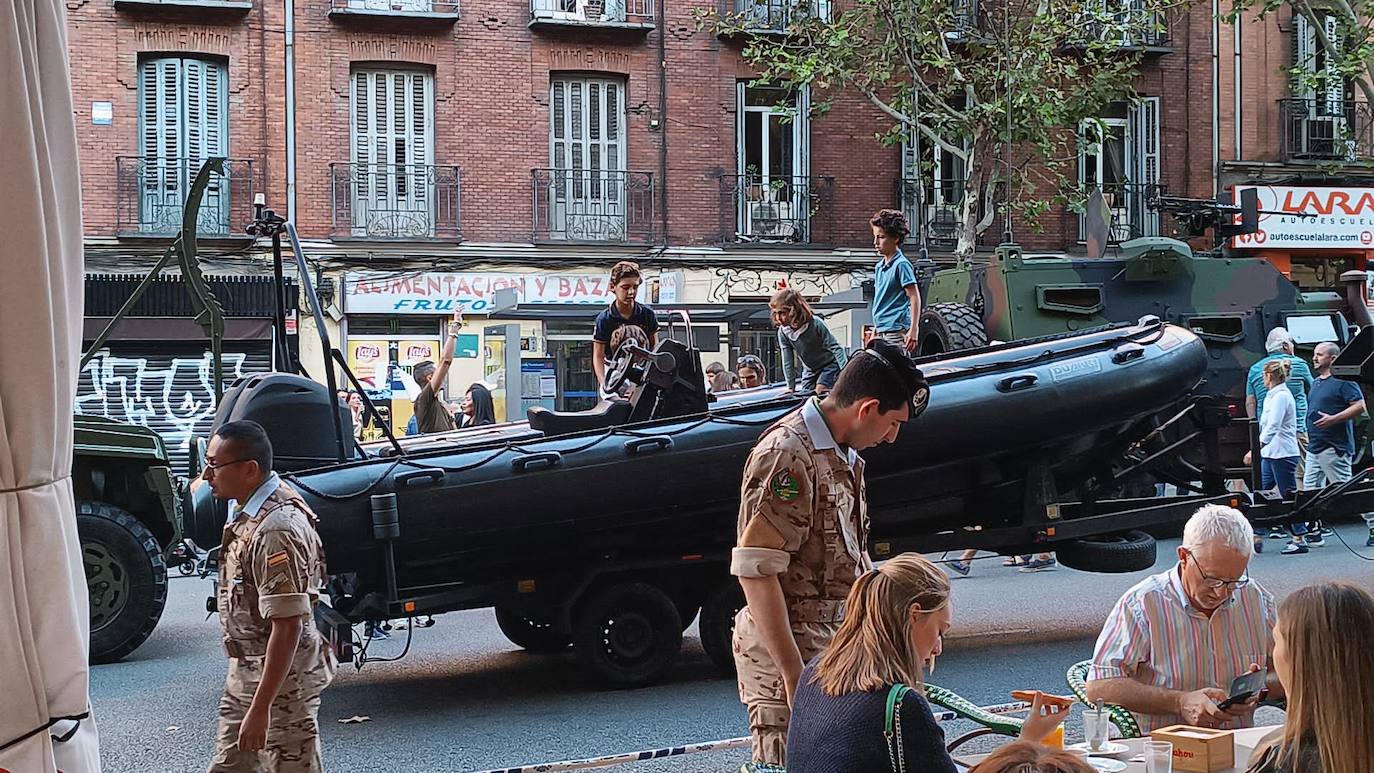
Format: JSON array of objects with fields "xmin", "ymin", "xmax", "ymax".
[
  {"xmin": 706, "ymin": 269, "xmax": 845, "ymax": 305},
  {"xmin": 76, "ymin": 349, "xmax": 251, "ymax": 462}
]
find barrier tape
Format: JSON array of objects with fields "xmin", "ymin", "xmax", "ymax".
[{"xmin": 469, "ymin": 701, "xmax": 1032, "ymax": 772}]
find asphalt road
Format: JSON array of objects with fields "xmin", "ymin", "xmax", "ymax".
[{"xmin": 91, "ymin": 525, "xmax": 1374, "ymax": 772}]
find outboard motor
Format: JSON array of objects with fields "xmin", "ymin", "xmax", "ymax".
[{"xmin": 214, "ymin": 372, "xmax": 355, "ymax": 471}]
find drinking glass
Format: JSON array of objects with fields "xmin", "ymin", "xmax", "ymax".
[
  {"xmin": 1144, "ymin": 740, "xmax": 1174, "ymax": 773},
  {"xmin": 1082, "ymin": 708, "xmax": 1110, "ymax": 751}
]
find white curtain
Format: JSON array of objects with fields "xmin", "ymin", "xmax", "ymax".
[{"xmin": 0, "ymin": 0, "xmax": 102, "ymax": 770}]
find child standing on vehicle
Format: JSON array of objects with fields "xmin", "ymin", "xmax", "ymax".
[{"xmin": 771, "ymin": 287, "xmax": 848, "ymax": 394}]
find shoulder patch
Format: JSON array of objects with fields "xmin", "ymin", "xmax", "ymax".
[
  {"xmin": 266, "ymin": 551, "xmax": 290, "ymax": 567},
  {"xmin": 770, "ymin": 469, "xmax": 801, "ymax": 502}
]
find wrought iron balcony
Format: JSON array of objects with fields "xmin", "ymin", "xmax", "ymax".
[
  {"xmin": 1281, "ymin": 98, "xmax": 1374, "ymax": 163},
  {"xmin": 1075, "ymin": 182, "xmax": 1163, "ymax": 244},
  {"xmin": 114, "ymin": 0, "xmax": 252, "ymax": 11},
  {"xmin": 529, "ymin": 0, "xmax": 653, "ymax": 29},
  {"xmin": 897, "ymin": 177, "xmax": 970, "ymax": 250},
  {"xmin": 328, "ymin": 0, "xmax": 459, "ymax": 18},
  {"xmin": 531, "ymin": 169, "xmax": 655, "ymax": 243},
  {"xmin": 115, "ymin": 157, "xmax": 257, "ymax": 237},
  {"xmin": 730, "ymin": 0, "xmax": 829, "ymax": 31},
  {"xmin": 720, "ymin": 174, "xmax": 834, "ymax": 245},
  {"xmin": 330, "ymin": 163, "xmax": 462, "ymax": 240},
  {"xmin": 1072, "ymin": 0, "xmax": 1168, "ymax": 49}
]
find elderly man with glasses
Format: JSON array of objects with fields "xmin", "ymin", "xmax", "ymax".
[{"xmin": 1086, "ymin": 505, "xmax": 1283, "ymax": 732}]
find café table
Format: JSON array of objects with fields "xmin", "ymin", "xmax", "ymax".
[{"xmin": 955, "ymin": 725, "xmax": 1280, "ymax": 772}]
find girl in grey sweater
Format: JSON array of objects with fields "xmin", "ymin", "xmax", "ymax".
[{"xmin": 770, "ymin": 287, "xmax": 848, "ymax": 393}]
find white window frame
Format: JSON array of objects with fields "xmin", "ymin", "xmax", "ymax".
[
  {"xmin": 901, "ymin": 129, "xmax": 967, "ymax": 244},
  {"xmin": 549, "ymin": 76, "xmax": 628, "ymax": 241},
  {"xmin": 1077, "ymin": 97, "xmax": 1160, "ymax": 243},
  {"xmin": 349, "ymin": 67, "xmax": 436, "ymax": 237},
  {"xmin": 735, "ymin": 83, "xmax": 811, "ymax": 241}
]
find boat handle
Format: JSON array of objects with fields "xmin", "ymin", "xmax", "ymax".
[
  {"xmin": 396, "ymin": 468, "xmax": 445, "ymax": 488},
  {"xmin": 1112, "ymin": 344, "xmax": 1146, "ymax": 364},
  {"xmin": 624, "ymin": 436, "xmax": 674, "ymax": 455},
  {"xmin": 997, "ymin": 374, "xmax": 1038, "ymax": 393},
  {"xmin": 512, "ymin": 451, "xmax": 562, "ymax": 472}
]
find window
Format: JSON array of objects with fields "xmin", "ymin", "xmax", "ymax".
[
  {"xmin": 736, "ymin": 84, "xmax": 811, "ymax": 241},
  {"xmin": 1290, "ymin": 10, "xmax": 1353, "ymax": 158},
  {"xmin": 1078, "ymin": 97, "xmax": 1159, "ymax": 243},
  {"xmin": 138, "ymin": 57, "xmax": 229, "ymax": 233},
  {"xmin": 350, "ymin": 68, "xmax": 435, "ymax": 237},
  {"xmin": 548, "ymin": 77, "xmax": 627, "ymax": 240},
  {"xmin": 902, "ymin": 129, "xmax": 968, "ymax": 248}
]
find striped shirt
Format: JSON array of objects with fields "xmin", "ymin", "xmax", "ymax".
[{"xmin": 1088, "ymin": 566, "xmax": 1275, "ymax": 734}]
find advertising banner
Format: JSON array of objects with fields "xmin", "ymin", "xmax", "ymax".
[
  {"xmin": 345, "ymin": 271, "xmax": 610, "ymax": 314},
  {"xmin": 1231, "ymin": 185, "xmax": 1374, "ymax": 250}
]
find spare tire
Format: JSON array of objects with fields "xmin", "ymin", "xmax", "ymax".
[
  {"xmin": 918, "ymin": 302, "xmax": 988, "ymax": 356},
  {"xmin": 1056, "ymin": 530, "xmax": 1157, "ymax": 574},
  {"xmin": 79, "ymin": 501, "xmax": 168, "ymax": 663}
]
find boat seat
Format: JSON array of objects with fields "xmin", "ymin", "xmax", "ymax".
[{"xmin": 527, "ymin": 399, "xmax": 633, "ymax": 435}]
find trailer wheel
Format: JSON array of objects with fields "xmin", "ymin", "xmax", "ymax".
[
  {"xmin": 918, "ymin": 302, "xmax": 989, "ymax": 356},
  {"xmin": 574, "ymin": 582, "xmax": 683, "ymax": 688},
  {"xmin": 494, "ymin": 606, "xmax": 570, "ymax": 653},
  {"xmin": 699, "ymin": 580, "xmax": 745, "ymax": 676},
  {"xmin": 1056, "ymin": 530, "xmax": 1157, "ymax": 573}
]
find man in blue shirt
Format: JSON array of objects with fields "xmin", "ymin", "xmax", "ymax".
[
  {"xmin": 1303, "ymin": 341, "xmax": 1373, "ymax": 546},
  {"xmin": 868, "ymin": 209, "xmax": 921, "ymax": 354}
]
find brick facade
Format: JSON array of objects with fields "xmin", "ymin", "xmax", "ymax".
[{"xmin": 69, "ymin": 0, "xmax": 1224, "ymax": 257}]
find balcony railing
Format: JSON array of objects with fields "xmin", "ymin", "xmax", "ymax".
[
  {"xmin": 1281, "ymin": 98, "xmax": 1374, "ymax": 163},
  {"xmin": 720, "ymin": 174, "xmax": 833, "ymax": 245},
  {"xmin": 330, "ymin": 163, "xmax": 462, "ymax": 239},
  {"xmin": 1076, "ymin": 182, "xmax": 1163, "ymax": 244},
  {"xmin": 731, "ymin": 0, "xmax": 829, "ymax": 31},
  {"xmin": 530, "ymin": 0, "xmax": 653, "ymax": 26},
  {"xmin": 1073, "ymin": 0, "xmax": 1167, "ymax": 49},
  {"xmin": 115, "ymin": 157, "xmax": 257, "ymax": 237},
  {"xmin": 897, "ymin": 177, "xmax": 969, "ymax": 250},
  {"xmin": 532, "ymin": 169, "xmax": 655, "ymax": 243},
  {"xmin": 329, "ymin": 0, "xmax": 459, "ymax": 16}
]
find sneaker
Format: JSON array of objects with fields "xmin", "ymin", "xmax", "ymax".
[
  {"xmin": 1366, "ymin": 528, "xmax": 1374, "ymax": 547},
  {"xmin": 948, "ymin": 560, "xmax": 971, "ymax": 577},
  {"xmin": 1305, "ymin": 533, "xmax": 1326, "ymax": 548},
  {"xmin": 1319, "ymin": 525, "xmax": 1335, "ymax": 537},
  {"xmin": 1281, "ymin": 541, "xmax": 1309, "ymax": 555},
  {"xmin": 1253, "ymin": 538, "xmax": 1264, "ymax": 555},
  {"xmin": 1002, "ymin": 556, "xmax": 1023, "ymax": 567},
  {"xmin": 365, "ymin": 624, "xmax": 389, "ymax": 640},
  {"xmin": 1268, "ymin": 527, "xmax": 1288, "ymax": 540},
  {"xmin": 1019, "ymin": 557, "xmax": 1058, "ymax": 572}
]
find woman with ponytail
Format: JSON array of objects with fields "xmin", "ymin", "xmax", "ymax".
[
  {"xmin": 785, "ymin": 554, "xmax": 1068, "ymax": 772},
  {"xmin": 1259, "ymin": 359, "xmax": 1308, "ymax": 554}
]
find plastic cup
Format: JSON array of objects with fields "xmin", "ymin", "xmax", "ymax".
[
  {"xmin": 1145, "ymin": 740, "xmax": 1173, "ymax": 773},
  {"xmin": 1083, "ymin": 708, "xmax": 1110, "ymax": 751},
  {"xmin": 1041, "ymin": 723, "xmax": 1065, "ymax": 750}
]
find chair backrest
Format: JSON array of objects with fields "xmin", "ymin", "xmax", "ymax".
[{"xmin": 1065, "ymin": 658, "xmax": 1143, "ymax": 739}]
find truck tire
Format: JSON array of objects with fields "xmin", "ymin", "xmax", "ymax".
[
  {"xmin": 918, "ymin": 302, "xmax": 989, "ymax": 356},
  {"xmin": 494, "ymin": 606, "xmax": 571, "ymax": 653},
  {"xmin": 699, "ymin": 580, "xmax": 745, "ymax": 676},
  {"xmin": 1056, "ymin": 530, "xmax": 1157, "ymax": 574},
  {"xmin": 574, "ymin": 582, "xmax": 683, "ymax": 688},
  {"xmin": 78, "ymin": 501, "xmax": 167, "ymax": 663}
]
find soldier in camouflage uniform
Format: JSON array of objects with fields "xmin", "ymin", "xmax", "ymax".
[
  {"xmin": 731, "ymin": 338, "xmax": 928, "ymax": 767},
  {"xmin": 202, "ymin": 420, "xmax": 335, "ymax": 773}
]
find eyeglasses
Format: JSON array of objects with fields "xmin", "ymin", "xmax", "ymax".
[
  {"xmin": 203, "ymin": 458, "xmax": 252, "ymax": 475},
  {"xmin": 1183, "ymin": 549, "xmax": 1250, "ymax": 591}
]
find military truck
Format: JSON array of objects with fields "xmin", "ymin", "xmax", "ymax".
[
  {"xmin": 916, "ymin": 237, "xmax": 1367, "ymax": 488},
  {"xmin": 74, "ymin": 414, "xmax": 183, "ymax": 663}
]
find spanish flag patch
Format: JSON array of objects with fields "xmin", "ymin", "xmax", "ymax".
[{"xmin": 266, "ymin": 551, "xmax": 290, "ymax": 567}]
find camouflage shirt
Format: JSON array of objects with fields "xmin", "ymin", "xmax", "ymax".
[
  {"xmin": 217, "ymin": 477, "xmax": 328, "ymax": 659},
  {"xmin": 732, "ymin": 398, "xmax": 872, "ymax": 623}
]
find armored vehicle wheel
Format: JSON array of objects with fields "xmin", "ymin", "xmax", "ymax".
[
  {"xmin": 699, "ymin": 579, "xmax": 745, "ymax": 676},
  {"xmin": 1056, "ymin": 530, "xmax": 1156, "ymax": 573},
  {"xmin": 78, "ymin": 501, "xmax": 168, "ymax": 663},
  {"xmin": 574, "ymin": 582, "xmax": 683, "ymax": 688},
  {"xmin": 918, "ymin": 302, "xmax": 988, "ymax": 356},
  {"xmin": 494, "ymin": 606, "xmax": 571, "ymax": 653}
]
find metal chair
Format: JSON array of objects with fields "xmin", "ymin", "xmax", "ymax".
[{"xmin": 1066, "ymin": 659, "xmax": 1142, "ymax": 738}]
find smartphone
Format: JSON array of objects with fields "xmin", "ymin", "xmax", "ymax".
[{"xmin": 1217, "ymin": 669, "xmax": 1267, "ymax": 710}]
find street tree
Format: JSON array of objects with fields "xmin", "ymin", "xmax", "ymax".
[{"xmin": 701, "ymin": 0, "xmax": 1186, "ymax": 258}]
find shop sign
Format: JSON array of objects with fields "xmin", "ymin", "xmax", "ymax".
[
  {"xmin": 1232, "ymin": 185, "xmax": 1374, "ymax": 250},
  {"xmin": 345, "ymin": 271, "xmax": 610, "ymax": 314}
]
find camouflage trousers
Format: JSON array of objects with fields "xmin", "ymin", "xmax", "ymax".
[
  {"xmin": 732, "ymin": 607, "xmax": 838, "ymax": 766},
  {"xmin": 209, "ymin": 643, "xmax": 336, "ymax": 772}
]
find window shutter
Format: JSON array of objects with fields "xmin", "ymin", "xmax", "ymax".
[
  {"xmin": 138, "ymin": 57, "xmax": 227, "ymax": 233},
  {"xmin": 1293, "ymin": 11, "xmax": 1315, "ymax": 102},
  {"xmin": 1131, "ymin": 96, "xmax": 1161, "ymax": 235},
  {"xmin": 1323, "ymin": 14, "xmax": 1343, "ymax": 110},
  {"xmin": 349, "ymin": 68, "xmax": 435, "ymax": 236}
]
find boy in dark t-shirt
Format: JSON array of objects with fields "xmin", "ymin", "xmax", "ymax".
[{"xmin": 592, "ymin": 260, "xmax": 659, "ymax": 390}]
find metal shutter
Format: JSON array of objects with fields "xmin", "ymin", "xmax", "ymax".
[
  {"xmin": 75, "ymin": 341, "xmax": 273, "ymax": 476},
  {"xmin": 138, "ymin": 57, "xmax": 228, "ymax": 233}
]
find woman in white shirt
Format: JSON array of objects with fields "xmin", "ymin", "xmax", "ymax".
[{"xmin": 1258, "ymin": 359, "xmax": 1309, "ymax": 554}]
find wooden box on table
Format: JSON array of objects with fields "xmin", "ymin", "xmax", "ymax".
[{"xmin": 1149, "ymin": 725, "xmax": 1235, "ymax": 773}]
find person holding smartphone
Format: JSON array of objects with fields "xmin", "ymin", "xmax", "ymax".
[{"xmin": 411, "ymin": 310, "xmax": 464, "ymax": 434}]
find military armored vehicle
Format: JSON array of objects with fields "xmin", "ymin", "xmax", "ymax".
[{"xmin": 73, "ymin": 415, "xmax": 183, "ymax": 662}]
